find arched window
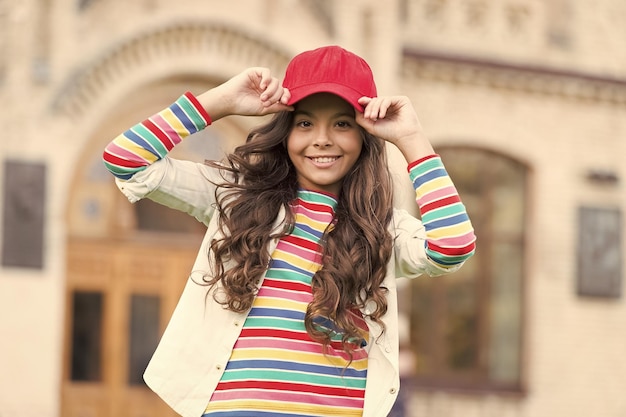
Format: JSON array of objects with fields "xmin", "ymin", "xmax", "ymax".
[{"xmin": 407, "ymin": 147, "xmax": 527, "ymax": 391}]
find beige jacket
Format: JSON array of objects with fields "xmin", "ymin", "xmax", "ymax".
[{"xmin": 116, "ymin": 156, "xmax": 459, "ymax": 417}]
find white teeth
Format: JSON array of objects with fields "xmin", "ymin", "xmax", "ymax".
[{"xmin": 311, "ymin": 157, "xmax": 338, "ymax": 163}]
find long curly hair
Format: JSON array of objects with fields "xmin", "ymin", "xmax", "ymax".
[{"xmin": 203, "ymin": 110, "xmax": 395, "ymax": 352}]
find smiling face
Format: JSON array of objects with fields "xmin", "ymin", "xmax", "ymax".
[{"xmin": 287, "ymin": 93, "xmax": 364, "ymax": 195}]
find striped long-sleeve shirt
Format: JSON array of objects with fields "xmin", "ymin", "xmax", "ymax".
[{"xmin": 103, "ymin": 92, "xmax": 475, "ymax": 416}]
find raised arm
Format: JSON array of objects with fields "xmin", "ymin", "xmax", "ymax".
[
  {"xmin": 102, "ymin": 68, "xmax": 293, "ymax": 225},
  {"xmin": 357, "ymin": 95, "xmax": 476, "ymax": 270},
  {"xmin": 408, "ymin": 154, "xmax": 475, "ymax": 268},
  {"xmin": 103, "ymin": 67, "xmax": 293, "ymax": 180},
  {"xmin": 102, "ymin": 93, "xmax": 211, "ymax": 179}
]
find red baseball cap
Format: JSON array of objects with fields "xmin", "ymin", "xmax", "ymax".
[{"xmin": 283, "ymin": 45, "xmax": 377, "ymax": 113}]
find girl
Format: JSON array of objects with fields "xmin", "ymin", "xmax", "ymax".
[{"xmin": 103, "ymin": 45, "xmax": 475, "ymax": 417}]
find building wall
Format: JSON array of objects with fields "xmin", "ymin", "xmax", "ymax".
[
  {"xmin": 0, "ymin": 0, "xmax": 625, "ymax": 416},
  {"xmin": 402, "ymin": 66, "xmax": 626, "ymax": 416}
]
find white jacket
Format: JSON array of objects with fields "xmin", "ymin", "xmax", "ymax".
[{"xmin": 116, "ymin": 156, "xmax": 460, "ymax": 417}]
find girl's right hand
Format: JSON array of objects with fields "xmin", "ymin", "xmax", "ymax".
[{"xmin": 197, "ymin": 67, "xmax": 293, "ymax": 121}]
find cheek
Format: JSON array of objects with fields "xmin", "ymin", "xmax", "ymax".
[
  {"xmin": 285, "ymin": 133, "xmax": 295, "ymax": 153},
  {"xmin": 348, "ymin": 135, "xmax": 366, "ymax": 167},
  {"xmin": 350, "ymin": 135, "xmax": 365, "ymax": 157},
  {"xmin": 285, "ymin": 134, "xmax": 301, "ymax": 165},
  {"xmin": 344, "ymin": 141, "xmax": 365, "ymax": 173}
]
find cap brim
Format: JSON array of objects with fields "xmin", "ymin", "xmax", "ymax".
[{"xmin": 286, "ymin": 82, "xmax": 367, "ymax": 113}]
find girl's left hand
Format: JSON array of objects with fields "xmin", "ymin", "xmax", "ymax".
[{"xmin": 356, "ymin": 96, "xmax": 434, "ymax": 161}]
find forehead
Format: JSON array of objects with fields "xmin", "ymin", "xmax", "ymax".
[{"xmin": 294, "ymin": 93, "xmax": 355, "ymax": 115}]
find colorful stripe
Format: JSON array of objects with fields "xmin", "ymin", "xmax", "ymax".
[
  {"xmin": 102, "ymin": 92, "xmax": 210, "ymax": 179},
  {"xmin": 204, "ymin": 191, "xmax": 369, "ymax": 417},
  {"xmin": 409, "ymin": 155, "xmax": 476, "ymax": 268}
]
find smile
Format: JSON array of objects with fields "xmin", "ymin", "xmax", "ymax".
[{"xmin": 309, "ymin": 156, "xmax": 339, "ymax": 163}]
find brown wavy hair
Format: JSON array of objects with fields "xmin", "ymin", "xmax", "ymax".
[{"xmin": 203, "ymin": 110, "xmax": 395, "ymax": 352}]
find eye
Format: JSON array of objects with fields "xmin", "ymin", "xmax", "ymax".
[
  {"xmin": 295, "ymin": 120, "xmax": 312, "ymax": 128},
  {"xmin": 336, "ymin": 120, "xmax": 353, "ymax": 129}
]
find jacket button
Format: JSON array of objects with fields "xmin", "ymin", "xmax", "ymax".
[
  {"xmin": 390, "ymin": 388, "xmax": 397, "ymax": 394},
  {"xmin": 234, "ymin": 321, "xmax": 240, "ymax": 327},
  {"xmin": 216, "ymin": 364, "xmax": 222, "ymax": 370}
]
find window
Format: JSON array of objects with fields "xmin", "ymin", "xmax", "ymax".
[
  {"xmin": 2, "ymin": 160, "xmax": 46, "ymax": 268},
  {"xmin": 577, "ymin": 206, "xmax": 622, "ymax": 298},
  {"xmin": 70, "ymin": 291, "xmax": 104, "ymax": 381},
  {"xmin": 408, "ymin": 147, "xmax": 527, "ymax": 390}
]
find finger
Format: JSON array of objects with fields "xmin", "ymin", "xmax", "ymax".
[
  {"xmin": 364, "ymin": 97, "xmax": 384, "ymax": 121},
  {"xmin": 377, "ymin": 97, "xmax": 393, "ymax": 119},
  {"xmin": 257, "ymin": 67, "xmax": 272, "ymax": 89},
  {"xmin": 262, "ymin": 78, "xmax": 283, "ymax": 105},
  {"xmin": 262, "ymin": 80, "xmax": 289, "ymax": 108},
  {"xmin": 355, "ymin": 111, "xmax": 369, "ymax": 128},
  {"xmin": 257, "ymin": 68, "xmax": 276, "ymax": 99},
  {"xmin": 280, "ymin": 88, "xmax": 292, "ymax": 105},
  {"xmin": 358, "ymin": 96, "xmax": 373, "ymax": 106}
]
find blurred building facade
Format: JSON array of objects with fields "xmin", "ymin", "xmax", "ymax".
[{"xmin": 0, "ymin": 0, "xmax": 625, "ymax": 416}]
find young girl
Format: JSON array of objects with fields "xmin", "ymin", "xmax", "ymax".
[{"xmin": 103, "ymin": 45, "xmax": 475, "ymax": 417}]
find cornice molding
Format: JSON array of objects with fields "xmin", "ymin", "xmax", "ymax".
[
  {"xmin": 50, "ymin": 21, "xmax": 292, "ymax": 118},
  {"xmin": 402, "ymin": 48, "xmax": 626, "ymax": 106}
]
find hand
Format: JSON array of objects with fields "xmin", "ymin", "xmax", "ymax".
[
  {"xmin": 356, "ymin": 96, "xmax": 434, "ymax": 162},
  {"xmin": 197, "ymin": 67, "xmax": 293, "ymax": 121}
]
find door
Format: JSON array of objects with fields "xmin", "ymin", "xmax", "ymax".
[{"xmin": 62, "ymin": 233, "xmax": 202, "ymax": 417}]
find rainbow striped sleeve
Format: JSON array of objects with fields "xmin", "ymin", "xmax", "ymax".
[
  {"xmin": 102, "ymin": 92, "xmax": 211, "ymax": 179},
  {"xmin": 409, "ymin": 155, "xmax": 476, "ymax": 268}
]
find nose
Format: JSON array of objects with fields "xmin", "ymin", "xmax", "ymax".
[{"xmin": 313, "ymin": 128, "xmax": 332, "ymax": 147}]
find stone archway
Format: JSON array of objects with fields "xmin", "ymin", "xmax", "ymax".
[
  {"xmin": 59, "ymin": 22, "xmax": 292, "ymax": 417},
  {"xmin": 51, "ymin": 21, "xmax": 292, "ymax": 119}
]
